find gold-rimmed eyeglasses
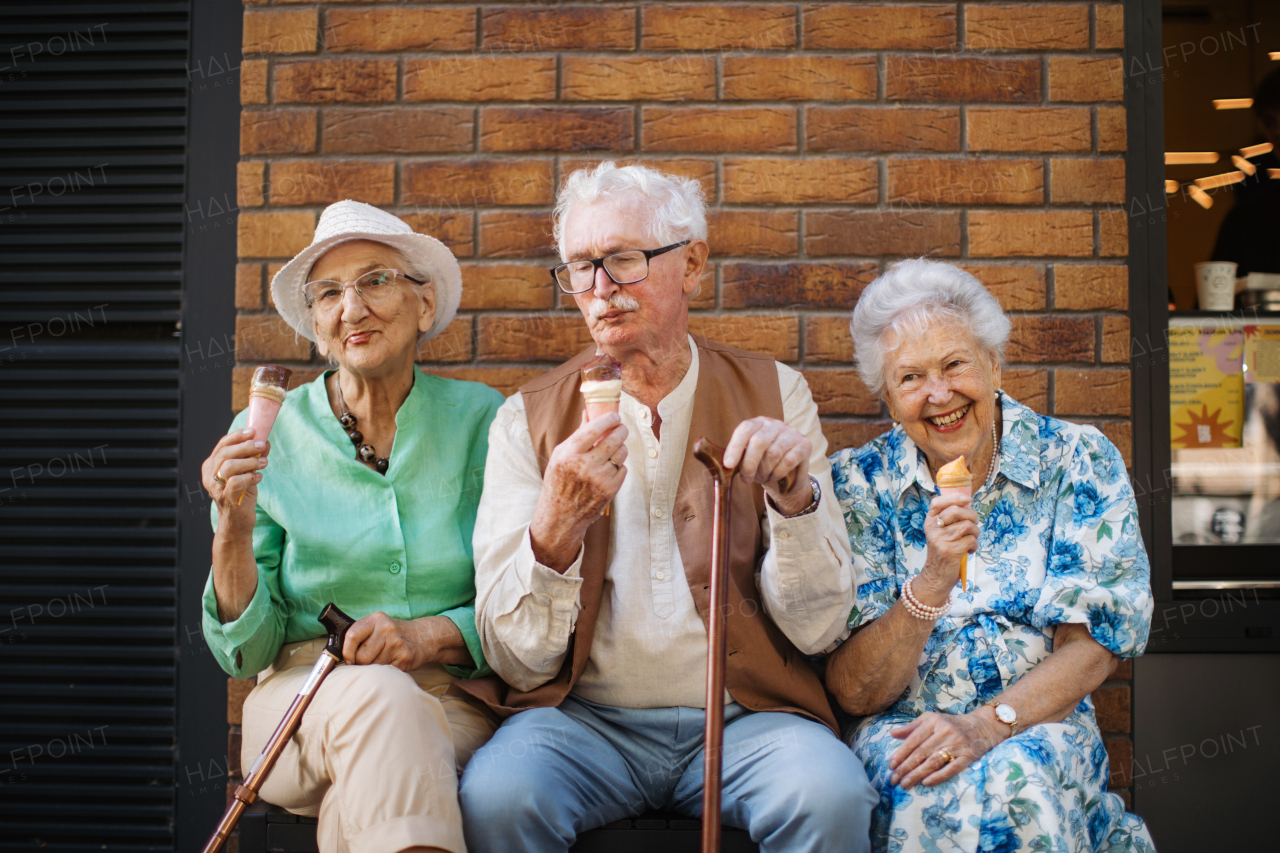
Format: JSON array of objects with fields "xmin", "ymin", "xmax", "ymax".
[
  {"xmin": 549, "ymin": 241, "xmax": 689, "ymax": 294},
  {"xmin": 303, "ymin": 268, "xmax": 424, "ymax": 312}
]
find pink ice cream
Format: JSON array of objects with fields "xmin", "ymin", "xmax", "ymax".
[
  {"xmin": 581, "ymin": 353, "xmax": 622, "ymax": 421},
  {"xmin": 238, "ymin": 365, "xmax": 292, "ymax": 504}
]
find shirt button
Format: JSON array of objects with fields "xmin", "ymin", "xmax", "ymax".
[
  {"xmin": 656, "ymin": 571, "xmax": 665, "ymax": 581},
  {"xmin": 653, "ymin": 508, "xmax": 663, "ymax": 518},
  {"xmin": 389, "ymin": 562, "xmax": 401, "ymax": 574},
  {"xmin": 648, "ymin": 448, "xmax": 658, "ymax": 458},
  {"xmin": 778, "ymin": 531, "xmax": 790, "ymax": 540}
]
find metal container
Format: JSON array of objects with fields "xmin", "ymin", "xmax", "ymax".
[{"xmin": 1241, "ymin": 289, "xmax": 1280, "ymax": 311}]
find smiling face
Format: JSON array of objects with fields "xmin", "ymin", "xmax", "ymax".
[
  {"xmin": 881, "ymin": 317, "xmax": 1002, "ymax": 476},
  {"xmin": 563, "ymin": 195, "xmax": 707, "ymax": 361},
  {"xmin": 309, "ymin": 240, "xmax": 436, "ymax": 375}
]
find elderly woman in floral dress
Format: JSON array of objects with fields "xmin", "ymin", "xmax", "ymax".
[{"xmin": 825, "ymin": 259, "xmax": 1156, "ymax": 852}]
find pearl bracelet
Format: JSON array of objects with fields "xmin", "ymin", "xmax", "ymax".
[{"xmin": 901, "ymin": 577, "xmax": 951, "ymax": 621}]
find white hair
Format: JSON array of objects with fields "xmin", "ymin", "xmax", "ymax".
[
  {"xmin": 552, "ymin": 161, "xmax": 707, "ymax": 260},
  {"xmin": 850, "ymin": 258, "xmax": 1010, "ymax": 395}
]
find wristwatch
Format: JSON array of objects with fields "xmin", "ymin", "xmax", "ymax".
[
  {"xmin": 985, "ymin": 699, "xmax": 1018, "ymax": 736},
  {"xmin": 769, "ymin": 475, "xmax": 821, "ymax": 518}
]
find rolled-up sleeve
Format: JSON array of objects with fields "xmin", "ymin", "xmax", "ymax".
[
  {"xmin": 201, "ymin": 504, "xmax": 287, "ymax": 679},
  {"xmin": 472, "ymin": 394, "xmax": 586, "ymax": 691},
  {"xmin": 756, "ymin": 365, "xmax": 856, "ymax": 655}
]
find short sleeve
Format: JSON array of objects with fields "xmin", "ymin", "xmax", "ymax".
[
  {"xmin": 831, "ymin": 446, "xmax": 900, "ymax": 632},
  {"xmin": 1034, "ymin": 428, "xmax": 1153, "ymax": 658}
]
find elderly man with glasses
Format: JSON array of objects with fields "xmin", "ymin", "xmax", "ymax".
[{"xmin": 455, "ymin": 162, "xmax": 876, "ymax": 853}]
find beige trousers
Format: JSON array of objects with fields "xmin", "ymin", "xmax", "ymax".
[{"xmin": 241, "ymin": 638, "xmax": 499, "ymax": 853}]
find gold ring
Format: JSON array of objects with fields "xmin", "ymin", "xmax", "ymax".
[
  {"xmin": 610, "ymin": 460, "xmax": 621, "ymax": 471},
  {"xmin": 937, "ymin": 749, "xmax": 955, "ymax": 764},
  {"xmin": 214, "ymin": 473, "xmax": 228, "ymax": 487}
]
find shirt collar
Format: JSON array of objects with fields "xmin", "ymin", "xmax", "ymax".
[
  {"xmin": 307, "ymin": 367, "xmax": 430, "ymax": 437},
  {"xmin": 890, "ymin": 391, "xmax": 1041, "ymax": 501}
]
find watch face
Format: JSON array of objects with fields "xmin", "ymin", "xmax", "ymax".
[{"xmin": 995, "ymin": 703, "xmax": 1017, "ymax": 724}]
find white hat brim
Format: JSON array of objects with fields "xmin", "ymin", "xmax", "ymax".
[{"xmin": 270, "ymin": 230, "xmax": 462, "ymax": 344}]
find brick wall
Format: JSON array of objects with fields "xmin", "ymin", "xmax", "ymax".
[{"xmin": 229, "ymin": 0, "xmax": 1135, "ymax": 815}]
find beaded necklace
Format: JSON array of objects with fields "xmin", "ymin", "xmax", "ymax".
[{"xmin": 335, "ymin": 377, "xmax": 390, "ymax": 475}]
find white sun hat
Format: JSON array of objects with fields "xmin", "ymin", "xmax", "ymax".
[{"xmin": 270, "ymin": 199, "xmax": 462, "ymax": 343}]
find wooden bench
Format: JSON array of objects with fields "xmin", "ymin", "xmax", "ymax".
[{"xmin": 237, "ymin": 800, "xmax": 760, "ymax": 852}]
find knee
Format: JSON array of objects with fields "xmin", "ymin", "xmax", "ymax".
[
  {"xmin": 762, "ymin": 751, "xmax": 878, "ymax": 831},
  {"xmin": 459, "ymin": 750, "xmax": 545, "ymax": 827},
  {"xmin": 326, "ymin": 665, "xmax": 431, "ymax": 723}
]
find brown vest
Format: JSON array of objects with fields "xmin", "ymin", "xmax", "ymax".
[{"xmin": 457, "ymin": 336, "xmax": 837, "ymax": 734}]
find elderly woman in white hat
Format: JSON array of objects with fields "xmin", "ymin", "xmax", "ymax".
[{"xmin": 199, "ymin": 200, "xmax": 503, "ymax": 853}]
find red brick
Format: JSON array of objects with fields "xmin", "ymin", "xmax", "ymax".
[
  {"xmin": 722, "ymin": 262, "xmax": 877, "ymax": 309},
  {"xmin": 326, "ymin": 8, "xmax": 475, "ymax": 52},
  {"xmin": 1096, "ymin": 5, "xmax": 1126, "ymax": 50},
  {"xmin": 405, "ymin": 57, "xmax": 556, "ymax": 102},
  {"xmin": 967, "ymin": 108, "xmax": 1092, "ymax": 153},
  {"xmin": 888, "ymin": 158, "xmax": 1043, "ymax": 205},
  {"xmin": 965, "ymin": 4, "xmax": 1090, "ymax": 51},
  {"xmin": 478, "ymin": 314, "xmax": 595, "ymax": 362},
  {"xmin": 805, "ymin": 211, "xmax": 962, "ymax": 257},
  {"xmin": 403, "ymin": 160, "xmax": 555, "ymax": 208},
  {"xmin": 227, "ymin": 678, "xmax": 255, "ymax": 725},
  {"xmin": 1102, "ymin": 317, "xmax": 1131, "ymax": 363},
  {"xmin": 400, "ymin": 212, "xmax": 475, "ymax": 258},
  {"xmin": 561, "ymin": 157, "xmax": 717, "ymax": 200},
  {"xmin": 235, "ymin": 264, "xmax": 263, "ymax": 310},
  {"xmin": 957, "ymin": 264, "xmax": 1047, "ymax": 311},
  {"xmin": 481, "ymin": 107, "xmax": 634, "ymax": 153},
  {"xmin": 688, "ymin": 315, "xmax": 799, "ymax": 361},
  {"xmin": 1098, "ymin": 421, "xmax": 1132, "ymax": 467},
  {"xmin": 643, "ymin": 5, "xmax": 795, "ymax": 50},
  {"xmin": 1000, "ymin": 368, "xmax": 1049, "ymax": 413},
  {"xmin": 563, "ymin": 56, "xmax": 716, "ymax": 101},
  {"xmin": 422, "ymin": 366, "xmax": 549, "ymax": 397},
  {"xmin": 805, "ymin": 316, "xmax": 854, "ymax": 363},
  {"xmin": 237, "ymin": 212, "xmax": 315, "ymax": 259},
  {"xmin": 723, "ymin": 158, "xmax": 877, "ymax": 204},
  {"xmin": 887, "ymin": 56, "xmax": 1039, "ymax": 102},
  {"xmin": 969, "ymin": 211, "xmax": 1094, "ymax": 257},
  {"xmin": 1049, "ymin": 56, "xmax": 1124, "ymax": 102},
  {"xmin": 722, "ymin": 56, "xmax": 877, "ymax": 101},
  {"xmin": 1007, "ymin": 316, "xmax": 1094, "ymax": 363},
  {"xmin": 804, "ymin": 5, "xmax": 957, "ymax": 49},
  {"xmin": 1100, "ymin": 209, "xmax": 1128, "ymax": 257},
  {"xmin": 483, "ymin": 6, "xmax": 635, "ymax": 51},
  {"xmin": 243, "ymin": 9, "xmax": 317, "ymax": 55},
  {"xmin": 1052, "ymin": 158, "xmax": 1126, "ymax": 203},
  {"xmin": 803, "ymin": 369, "xmax": 880, "ymax": 415},
  {"xmin": 1098, "ymin": 106, "xmax": 1127, "ymax": 152},
  {"xmin": 241, "ymin": 59, "xmax": 267, "ymax": 105},
  {"xmin": 478, "ymin": 212, "xmax": 556, "ymax": 259},
  {"xmin": 1105, "ymin": 739, "xmax": 1133, "ymax": 787},
  {"xmin": 823, "ymin": 420, "xmax": 893, "ymax": 453},
  {"xmin": 270, "ymin": 160, "xmax": 394, "ymax": 206},
  {"xmin": 228, "ymin": 729, "xmax": 242, "ymax": 777},
  {"xmin": 235, "ymin": 315, "xmax": 311, "ymax": 361},
  {"xmin": 417, "ymin": 317, "xmax": 473, "ymax": 363},
  {"xmin": 459, "ymin": 264, "xmax": 555, "ymax": 310},
  {"xmin": 807, "ymin": 107, "xmax": 960, "ymax": 153},
  {"xmin": 708, "ymin": 210, "xmax": 798, "ymax": 257},
  {"xmin": 643, "ymin": 107, "xmax": 797, "ymax": 153},
  {"xmin": 1055, "ymin": 265, "xmax": 1128, "ymax": 310},
  {"xmin": 241, "ymin": 110, "xmax": 317, "ymax": 155},
  {"xmin": 237, "ymin": 161, "xmax": 265, "ymax": 208},
  {"xmin": 323, "ymin": 108, "xmax": 474, "ymax": 154},
  {"xmin": 273, "ymin": 59, "xmax": 397, "ymax": 104},
  {"xmin": 1056, "ymin": 370, "xmax": 1131, "ymax": 415}
]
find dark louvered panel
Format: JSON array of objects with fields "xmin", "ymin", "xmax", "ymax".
[{"xmin": 0, "ymin": 2, "xmax": 189, "ymax": 851}]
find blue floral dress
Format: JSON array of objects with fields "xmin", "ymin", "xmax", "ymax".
[{"xmin": 829, "ymin": 394, "xmax": 1156, "ymax": 853}]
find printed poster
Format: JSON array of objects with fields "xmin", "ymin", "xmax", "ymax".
[
  {"xmin": 1169, "ymin": 324, "xmax": 1244, "ymax": 449},
  {"xmin": 1244, "ymin": 324, "xmax": 1280, "ymax": 384}
]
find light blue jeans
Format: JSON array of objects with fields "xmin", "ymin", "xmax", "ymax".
[{"xmin": 459, "ymin": 695, "xmax": 876, "ymax": 853}]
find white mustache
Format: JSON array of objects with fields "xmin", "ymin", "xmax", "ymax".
[{"xmin": 588, "ymin": 294, "xmax": 640, "ymax": 319}]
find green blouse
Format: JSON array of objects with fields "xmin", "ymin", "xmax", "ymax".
[{"xmin": 202, "ymin": 369, "xmax": 504, "ymax": 680}]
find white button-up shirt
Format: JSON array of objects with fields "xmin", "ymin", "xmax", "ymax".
[{"xmin": 473, "ymin": 338, "xmax": 854, "ymax": 709}]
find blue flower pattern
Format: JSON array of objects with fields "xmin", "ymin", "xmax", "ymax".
[{"xmin": 829, "ymin": 395, "xmax": 1156, "ymax": 853}]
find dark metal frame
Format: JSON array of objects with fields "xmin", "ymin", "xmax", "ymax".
[{"xmin": 174, "ymin": 1, "xmax": 243, "ymax": 848}]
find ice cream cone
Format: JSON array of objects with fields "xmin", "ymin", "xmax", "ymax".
[
  {"xmin": 239, "ymin": 365, "xmax": 292, "ymax": 504},
  {"xmin": 581, "ymin": 353, "xmax": 622, "ymax": 421},
  {"xmin": 936, "ymin": 456, "xmax": 973, "ymax": 591}
]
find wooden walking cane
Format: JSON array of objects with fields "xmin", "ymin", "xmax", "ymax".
[
  {"xmin": 202, "ymin": 603, "xmax": 356, "ymax": 853},
  {"xmin": 693, "ymin": 438, "xmax": 736, "ymax": 853}
]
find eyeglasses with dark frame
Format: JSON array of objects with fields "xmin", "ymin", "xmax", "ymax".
[
  {"xmin": 303, "ymin": 268, "xmax": 425, "ymax": 312},
  {"xmin": 549, "ymin": 241, "xmax": 690, "ymax": 294}
]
